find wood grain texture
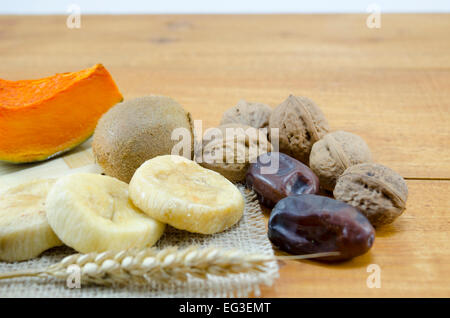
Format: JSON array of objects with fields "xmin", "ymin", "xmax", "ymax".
[
  {"xmin": 0, "ymin": 14, "xmax": 449, "ymax": 297},
  {"xmin": 261, "ymin": 180, "xmax": 450, "ymax": 297},
  {"xmin": 1, "ymin": 14, "xmax": 449, "ymax": 178}
]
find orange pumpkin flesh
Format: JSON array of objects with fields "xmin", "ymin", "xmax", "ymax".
[{"xmin": 0, "ymin": 64, "xmax": 123, "ymax": 163}]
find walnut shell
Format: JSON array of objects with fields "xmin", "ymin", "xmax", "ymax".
[
  {"xmin": 195, "ymin": 123, "xmax": 271, "ymax": 182},
  {"xmin": 310, "ymin": 131, "xmax": 372, "ymax": 191},
  {"xmin": 269, "ymin": 95, "xmax": 330, "ymax": 164},
  {"xmin": 220, "ymin": 99, "xmax": 272, "ymax": 129},
  {"xmin": 333, "ymin": 163, "xmax": 408, "ymax": 227}
]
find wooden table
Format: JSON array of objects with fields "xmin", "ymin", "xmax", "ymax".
[{"xmin": 0, "ymin": 14, "xmax": 449, "ymax": 297}]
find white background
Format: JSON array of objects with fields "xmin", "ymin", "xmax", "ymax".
[{"xmin": 1, "ymin": 0, "xmax": 450, "ymax": 14}]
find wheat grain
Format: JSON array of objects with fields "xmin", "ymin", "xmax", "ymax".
[{"xmin": 0, "ymin": 246, "xmax": 338, "ymax": 286}]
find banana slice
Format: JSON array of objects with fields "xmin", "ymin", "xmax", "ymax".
[
  {"xmin": 46, "ymin": 173, "xmax": 165, "ymax": 253},
  {"xmin": 129, "ymin": 155, "xmax": 245, "ymax": 234},
  {"xmin": 0, "ymin": 179, "xmax": 63, "ymax": 262}
]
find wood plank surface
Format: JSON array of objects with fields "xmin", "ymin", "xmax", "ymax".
[
  {"xmin": 0, "ymin": 14, "xmax": 449, "ymax": 297},
  {"xmin": 261, "ymin": 180, "xmax": 450, "ymax": 297}
]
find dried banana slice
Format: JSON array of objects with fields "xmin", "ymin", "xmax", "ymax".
[
  {"xmin": 0, "ymin": 179, "xmax": 63, "ymax": 262},
  {"xmin": 46, "ymin": 173, "xmax": 165, "ymax": 253},
  {"xmin": 129, "ymin": 155, "xmax": 245, "ymax": 234}
]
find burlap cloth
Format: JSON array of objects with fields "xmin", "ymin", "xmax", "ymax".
[{"xmin": 0, "ymin": 185, "xmax": 278, "ymax": 297}]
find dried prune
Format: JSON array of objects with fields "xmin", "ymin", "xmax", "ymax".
[
  {"xmin": 246, "ymin": 152, "xmax": 319, "ymax": 207},
  {"xmin": 268, "ymin": 194, "xmax": 375, "ymax": 261}
]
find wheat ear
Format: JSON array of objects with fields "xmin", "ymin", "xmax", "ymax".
[{"xmin": 0, "ymin": 246, "xmax": 338, "ymax": 286}]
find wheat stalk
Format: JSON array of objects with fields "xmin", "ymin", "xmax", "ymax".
[{"xmin": 0, "ymin": 246, "xmax": 338, "ymax": 286}]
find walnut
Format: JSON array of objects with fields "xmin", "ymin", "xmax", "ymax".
[
  {"xmin": 195, "ymin": 123, "xmax": 271, "ymax": 182},
  {"xmin": 269, "ymin": 95, "xmax": 330, "ymax": 164},
  {"xmin": 333, "ymin": 163, "xmax": 408, "ymax": 227},
  {"xmin": 309, "ymin": 131, "xmax": 372, "ymax": 191},
  {"xmin": 220, "ymin": 99, "xmax": 272, "ymax": 129}
]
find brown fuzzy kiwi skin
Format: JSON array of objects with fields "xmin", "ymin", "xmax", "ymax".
[
  {"xmin": 269, "ymin": 95, "xmax": 330, "ymax": 164},
  {"xmin": 220, "ymin": 99, "xmax": 273, "ymax": 129},
  {"xmin": 310, "ymin": 131, "xmax": 372, "ymax": 191},
  {"xmin": 333, "ymin": 163, "xmax": 408, "ymax": 227},
  {"xmin": 196, "ymin": 123, "xmax": 271, "ymax": 182},
  {"xmin": 92, "ymin": 96, "xmax": 194, "ymax": 183}
]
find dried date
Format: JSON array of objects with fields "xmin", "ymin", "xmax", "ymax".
[
  {"xmin": 268, "ymin": 194, "xmax": 375, "ymax": 261},
  {"xmin": 246, "ymin": 152, "xmax": 319, "ymax": 207}
]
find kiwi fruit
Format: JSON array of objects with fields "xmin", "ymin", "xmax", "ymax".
[{"xmin": 93, "ymin": 96, "xmax": 194, "ymax": 183}]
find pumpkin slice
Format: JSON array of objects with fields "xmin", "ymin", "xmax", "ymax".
[{"xmin": 0, "ymin": 64, "xmax": 123, "ymax": 163}]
